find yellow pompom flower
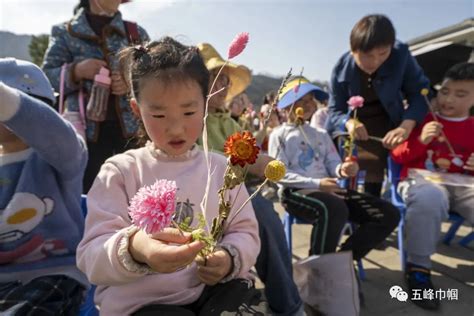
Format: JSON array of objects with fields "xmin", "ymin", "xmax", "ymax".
[
  {"xmin": 295, "ymin": 107, "xmax": 304, "ymax": 118},
  {"xmin": 264, "ymin": 160, "xmax": 286, "ymax": 182},
  {"xmin": 420, "ymin": 88, "xmax": 429, "ymax": 96}
]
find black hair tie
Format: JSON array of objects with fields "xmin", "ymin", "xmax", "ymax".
[{"xmin": 132, "ymin": 45, "xmax": 151, "ymax": 65}]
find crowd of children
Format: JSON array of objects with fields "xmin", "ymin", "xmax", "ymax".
[{"xmin": 0, "ymin": 6, "xmax": 473, "ymax": 316}]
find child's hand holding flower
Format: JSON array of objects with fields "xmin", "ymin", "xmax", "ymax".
[
  {"xmin": 129, "ymin": 228, "xmax": 204, "ymax": 273},
  {"xmin": 341, "ymin": 159, "xmax": 359, "ymax": 178},
  {"xmin": 195, "ymin": 248, "xmax": 233, "ymax": 285}
]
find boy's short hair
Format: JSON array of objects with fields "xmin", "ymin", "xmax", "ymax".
[
  {"xmin": 0, "ymin": 58, "xmax": 55, "ymax": 106},
  {"xmin": 444, "ymin": 62, "xmax": 474, "ymax": 82},
  {"xmin": 350, "ymin": 14, "xmax": 395, "ymax": 52}
]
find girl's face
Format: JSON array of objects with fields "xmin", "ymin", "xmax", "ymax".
[
  {"xmin": 131, "ymin": 78, "xmax": 204, "ymax": 156},
  {"xmin": 268, "ymin": 111, "xmax": 280, "ymax": 128},
  {"xmin": 352, "ymin": 45, "xmax": 392, "ymax": 75},
  {"xmin": 294, "ymin": 92, "xmax": 318, "ymax": 120}
]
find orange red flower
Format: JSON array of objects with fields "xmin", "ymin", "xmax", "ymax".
[{"xmin": 223, "ymin": 131, "xmax": 260, "ymax": 167}]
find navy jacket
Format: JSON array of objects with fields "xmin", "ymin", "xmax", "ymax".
[{"xmin": 326, "ymin": 41, "xmax": 430, "ymax": 135}]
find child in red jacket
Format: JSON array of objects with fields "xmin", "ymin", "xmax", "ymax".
[{"xmin": 391, "ymin": 62, "xmax": 474, "ymax": 310}]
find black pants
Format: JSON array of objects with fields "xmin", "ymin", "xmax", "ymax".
[
  {"xmin": 84, "ymin": 120, "xmax": 135, "ymax": 193},
  {"xmin": 132, "ymin": 279, "xmax": 267, "ymax": 316},
  {"xmin": 283, "ymin": 189, "xmax": 400, "ymax": 260},
  {"xmin": 0, "ymin": 275, "xmax": 85, "ymax": 316}
]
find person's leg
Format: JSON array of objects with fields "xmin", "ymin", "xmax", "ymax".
[
  {"xmin": 196, "ymin": 279, "xmax": 267, "ymax": 315},
  {"xmin": 301, "ymin": 191, "xmax": 349, "ymax": 255},
  {"xmin": 448, "ymin": 186, "xmax": 474, "ymax": 225},
  {"xmin": 363, "ymin": 182, "xmax": 382, "ymax": 197},
  {"xmin": 402, "ymin": 183, "xmax": 449, "ymax": 268},
  {"xmin": 339, "ymin": 190, "xmax": 400, "ymax": 260},
  {"xmin": 400, "ymin": 181, "xmax": 449, "ymax": 310},
  {"xmin": 251, "ymin": 191, "xmax": 303, "ymax": 316},
  {"xmin": 0, "ymin": 275, "xmax": 85, "ymax": 316}
]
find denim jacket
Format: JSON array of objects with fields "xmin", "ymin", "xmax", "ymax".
[
  {"xmin": 326, "ymin": 41, "xmax": 430, "ymax": 135},
  {"xmin": 42, "ymin": 8, "xmax": 149, "ymax": 142}
]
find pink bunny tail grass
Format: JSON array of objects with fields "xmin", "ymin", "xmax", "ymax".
[
  {"xmin": 128, "ymin": 179, "xmax": 177, "ymax": 235},
  {"xmin": 227, "ymin": 32, "xmax": 249, "ymax": 59},
  {"xmin": 348, "ymin": 96, "xmax": 365, "ymax": 110}
]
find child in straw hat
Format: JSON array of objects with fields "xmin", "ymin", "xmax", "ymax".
[{"xmin": 197, "ymin": 43, "xmax": 304, "ymax": 316}]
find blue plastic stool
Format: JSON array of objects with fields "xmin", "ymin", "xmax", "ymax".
[{"xmin": 78, "ymin": 285, "xmax": 98, "ymax": 316}]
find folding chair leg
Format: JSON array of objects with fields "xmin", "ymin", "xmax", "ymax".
[
  {"xmin": 357, "ymin": 260, "xmax": 366, "ymax": 281},
  {"xmin": 283, "ymin": 213, "xmax": 293, "ymax": 253},
  {"xmin": 398, "ymin": 219, "xmax": 406, "ymax": 271}
]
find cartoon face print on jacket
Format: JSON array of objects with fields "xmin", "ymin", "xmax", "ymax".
[
  {"xmin": 0, "ymin": 192, "xmax": 67, "ymax": 264},
  {"xmin": 298, "ymin": 141, "xmax": 318, "ymax": 171}
]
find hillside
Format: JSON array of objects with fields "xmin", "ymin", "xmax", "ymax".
[{"xmin": 0, "ymin": 31, "xmax": 32, "ymax": 61}]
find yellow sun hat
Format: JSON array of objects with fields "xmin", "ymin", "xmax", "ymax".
[{"xmin": 197, "ymin": 42, "xmax": 252, "ymax": 102}]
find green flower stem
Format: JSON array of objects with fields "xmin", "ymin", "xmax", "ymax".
[{"xmin": 226, "ymin": 178, "xmax": 269, "ymax": 228}]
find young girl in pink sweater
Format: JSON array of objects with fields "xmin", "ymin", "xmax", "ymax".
[{"xmin": 76, "ymin": 37, "xmax": 263, "ymax": 316}]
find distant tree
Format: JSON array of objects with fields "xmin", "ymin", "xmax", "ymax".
[{"xmin": 29, "ymin": 34, "xmax": 49, "ymax": 66}]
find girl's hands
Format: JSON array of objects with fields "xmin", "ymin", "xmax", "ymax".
[
  {"xmin": 319, "ymin": 177, "xmax": 346, "ymax": 195},
  {"xmin": 341, "ymin": 160, "xmax": 359, "ymax": 178},
  {"xmin": 129, "ymin": 227, "xmax": 204, "ymax": 273},
  {"xmin": 195, "ymin": 248, "xmax": 233, "ymax": 286}
]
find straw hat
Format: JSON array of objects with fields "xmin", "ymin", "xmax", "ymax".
[
  {"xmin": 197, "ymin": 43, "xmax": 252, "ymax": 102},
  {"xmin": 277, "ymin": 76, "xmax": 328, "ymax": 109}
]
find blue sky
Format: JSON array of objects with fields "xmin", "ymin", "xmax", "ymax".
[{"xmin": 1, "ymin": 0, "xmax": 472, "ymax": 81}]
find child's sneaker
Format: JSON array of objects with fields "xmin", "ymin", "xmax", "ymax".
[{"xmin": 405, "ymin": 263, "xmax": 440, "ymax": 310}]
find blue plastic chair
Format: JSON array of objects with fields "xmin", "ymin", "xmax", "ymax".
[
  {"xmin": 78, "ymin": 195, "xmax": 99, "ymax": 316},
  {"xmin": 387, "ymin": 158, "xmax": 474, "ymax": 271},
  {"xmin": 387, "ymin": 157, "xmax": 407, "ymax": 270}
]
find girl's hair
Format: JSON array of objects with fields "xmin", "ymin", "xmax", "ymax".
[
  {"xmin": 350, "ymin": 14, "xmax": 395, "ymax": 52},
  {"xmin": 118, "ymin": 37, "xmax": 210, "ymax": 146},
  {"xmin": 74, "ymin": 0, "xmax": 90, "ymax": 14}
]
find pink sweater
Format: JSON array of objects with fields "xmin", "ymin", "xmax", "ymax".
[{"xmin": 76, "ymin": 144, "xmax": 260, "ymax": 315}]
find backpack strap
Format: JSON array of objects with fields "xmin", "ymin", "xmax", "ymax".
[{"xmin": 123, "ymin": 21, "xmax": 141, "ymax": 45}]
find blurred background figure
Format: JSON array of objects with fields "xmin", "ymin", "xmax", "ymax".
[
  {"xmin": 228, "ymin": 92, "xmax": 257, "ymax": 132},
  {"xmin": 42, "ymin": 0, "xmax": 149, "ymax": 193}
]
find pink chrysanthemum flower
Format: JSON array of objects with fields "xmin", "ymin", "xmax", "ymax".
[
  {"xmin": 227, "ymin": 32, "xmax": 249, "ymax": 59},
  {"xmin": 128, "ymin": 179, "xmax": 177, "ymax": 234},
  {"xmin": 347, "ymin": 96, "xmax": 365, "ymax": 110}
]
